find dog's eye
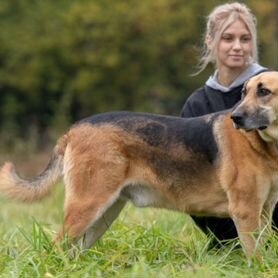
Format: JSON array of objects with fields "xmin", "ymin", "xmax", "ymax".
[{"xmin": 257, "ymin": 87, "xmax": 272, "ymax": 97}]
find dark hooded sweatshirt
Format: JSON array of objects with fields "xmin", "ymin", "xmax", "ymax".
[{"xmin": 180, "ymin": 64, "xmax": 277, "ymax": 243}]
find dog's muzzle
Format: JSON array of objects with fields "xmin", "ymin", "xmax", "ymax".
[
  {"xmin": 231, "ymin": 112, "xmax": 268, "ymax": 131},
  {"xmin": 231, "ymin": 112, "xmax": 245, "ymax": 129}
]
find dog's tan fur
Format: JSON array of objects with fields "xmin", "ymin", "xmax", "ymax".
[{"xmin": 0, "ymin": 72, "xmax": 278, "ymax": 259}]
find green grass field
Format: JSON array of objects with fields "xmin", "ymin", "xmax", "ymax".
[{"xmin": 0, "ymin": 185, "xmax": 278, "ymax": 277}]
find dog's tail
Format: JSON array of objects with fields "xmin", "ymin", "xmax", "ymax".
[{"xmin": 0, "ymin": 134, "xmax": 69, "ymax": 202}]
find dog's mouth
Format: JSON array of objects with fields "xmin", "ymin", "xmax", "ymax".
[
  {"xmin": 233, "ymin": 123, "xmax": 268, "ymax": 132},
  {"xmin": 245, "ymin": 126, "xmax": 268, "ymax": 132},
  {"xmin": 258, "ymin": 126, "xmax": 267, "ymax": 130}
]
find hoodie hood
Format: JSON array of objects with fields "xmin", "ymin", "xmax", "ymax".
[{"xmin": 206, "ymin": 63, "xmax": 267, "ymax": 93}]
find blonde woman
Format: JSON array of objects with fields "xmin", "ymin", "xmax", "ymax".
[{"xmin": 181, "ymin": 2, "xmax": 271, "ymax": 245}]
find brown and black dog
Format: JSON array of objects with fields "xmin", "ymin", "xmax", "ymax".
[{"xmin": 0, "ymin": 71, "xmax": 278, "ymax": 258}]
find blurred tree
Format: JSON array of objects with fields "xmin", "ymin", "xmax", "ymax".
[{"xmin": 0, "ymin": 0, "xmax": 276, "ymax": 145}]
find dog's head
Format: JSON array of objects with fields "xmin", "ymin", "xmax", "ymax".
[{"xmin": 231, "ymin": 71, "xmax": 278, "ymax": 141}]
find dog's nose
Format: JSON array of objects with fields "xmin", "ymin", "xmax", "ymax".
[{"xmin": 231, "ymin": 113, "xmax": 244, "ymax": 125}]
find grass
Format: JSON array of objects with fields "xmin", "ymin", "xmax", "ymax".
[{"xmin": 0, "ymin": 185, "xmax": 278, "ymax": 277}]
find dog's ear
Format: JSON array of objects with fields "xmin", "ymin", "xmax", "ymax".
[
  {"xmin": 231, "ymin": 81, "xmax": 248, "ymax": 112},
  {"xmin": 241, "ymin": 81, "xmax": 248, "ymax": 99}
]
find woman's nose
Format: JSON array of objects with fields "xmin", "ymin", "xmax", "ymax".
[{"xmin": 232, "ymin": 39, "xmax": 242, "ymax": 50}]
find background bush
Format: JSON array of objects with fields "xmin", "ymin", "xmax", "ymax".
[{"xmin": 0, "ymin": 0, "xmax": 277, "ymax": 147}]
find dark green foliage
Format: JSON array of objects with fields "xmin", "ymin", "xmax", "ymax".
[{"xmin": 0, "ymin": 0, "xmax": 276, "ymax": 143}]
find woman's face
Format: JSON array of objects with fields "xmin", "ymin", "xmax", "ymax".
[{"xmin": 216, "ymin": 19, "xmax": 253, "ymax": 72}]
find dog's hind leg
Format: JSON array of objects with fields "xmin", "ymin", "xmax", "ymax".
[
  {"xmin": 56, "ymin": 185, "xmax": 125, "ymax": 248},
  {"xmin": 55, "ymin": 125, "xmax": 130, "ymax": 248},
  {"xmin": 56, "ymin": 156, "xmax": 128, "ymax": 247},
  {"xmin": 81, "ymin": 198, "xmax": 126, "ymax": 249}
]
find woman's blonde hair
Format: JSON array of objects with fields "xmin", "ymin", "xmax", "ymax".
[{"xmin": 196, "ymin": 2, "xmax": 258, "ymax": 74}]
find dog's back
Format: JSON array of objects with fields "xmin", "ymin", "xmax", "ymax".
[{"xmin": 80, "ymin": 111, "xmax": 223, "ymax": 162}]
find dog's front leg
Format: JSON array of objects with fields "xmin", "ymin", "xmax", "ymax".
[
  {"xmin": 262, "ymin": 183, "xmax": 278, "ymax": 231},
  {"xmin": 228, "ymin": 192, "xmax": 262, "ymax": 259},
  {"xmin": 230, "ymin": 208, "xmax": 261, "ymax": 259},
  {"xmin": 261, "ymin": 204, "xmax": 275, "ymax": 232}
]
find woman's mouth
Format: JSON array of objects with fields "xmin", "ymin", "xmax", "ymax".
[{"xmin": 229, "ymin": 55, "xmax": 244, "ymax": 58}]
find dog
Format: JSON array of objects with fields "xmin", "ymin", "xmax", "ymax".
[{"xmin": 0, "ymin": 71, "xmax": 277, "ymax": 259}]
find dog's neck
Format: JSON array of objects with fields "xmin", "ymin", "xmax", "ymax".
[
  {"xmin": 257, "ymin": 126, "xmax": 278, "ymax": 158},
  {"xmin": 239, "ymin": 127, "xmax": 278, "ymax": 160}
]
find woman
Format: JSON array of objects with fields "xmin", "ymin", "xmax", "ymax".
[{"xmin": 181, "ymin": 2, "xmax": 277, "ymax": 244}]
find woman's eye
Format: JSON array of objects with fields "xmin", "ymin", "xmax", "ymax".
[
  {"xmin": 241, "ymin": 37, "xmax": 251, "ymax": 42},
  {"xmin": 222, "ymin": 36, "xmax": 232, "ymax": 41}
]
